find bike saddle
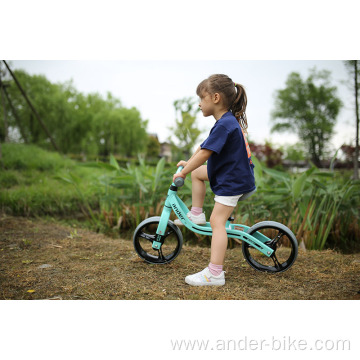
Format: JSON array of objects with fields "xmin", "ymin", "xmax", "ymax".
[
  {"xmin": 227, "ymin": 188, "xmax": 257, "ymax": 221},
  {"xmin": 239, "ymin": 187, "xmax": 257, "ymax": 202}
]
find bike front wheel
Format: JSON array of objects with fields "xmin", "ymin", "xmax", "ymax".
[
  {"xmin": 133, "ymin": 217, "xmax": 183, "ymax": 264},
  {"xmin": 242, "ymin": 221, "xmax": 298, "ymax": 273}
]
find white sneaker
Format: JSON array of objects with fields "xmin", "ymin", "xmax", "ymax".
[
  {"xmin": 174, "ymin": 211, "xmax": 206, "ymax": 226},
  {"xmin": 185, "ymin": 267, "xmax": 225, "ymax": 286}
]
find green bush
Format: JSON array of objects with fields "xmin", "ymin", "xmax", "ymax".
[
  {"xmin": 0, "ymin": 170, "xmax": 20, "ymax": 188},
  {"xmin": 2, "ymin": 143, "xmax": 74, "ymax": 171},
  {"xmin": 0, "ymin": 144, "xmax": 100, "ymax": 218},
  {"xmin": 235, "ymin": 157, "xmax": 360, "ymax": 251}
]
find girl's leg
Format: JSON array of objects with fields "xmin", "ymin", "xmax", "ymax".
[
  {"xmin": 209, "ymin": 202, "xmax": 235, "ymax": 265},
  {"xmin": 174, "ymin": 165, "xmax": 209, "ymax": 226},
  {"xmin": 191, "ymin": 165, "xmax": 209, "ymax": 208},
  {"xmin": 184, "ymin": 200, "xmax": 234, "ymax": 286}
]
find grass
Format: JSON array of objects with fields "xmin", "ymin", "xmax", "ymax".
[
  {"xmin": 0, "ymin": 143, "xmax": 102, "ymax": 218},
  {"xmin": 1, "ymin": 143, "xmax": 74, "ymax": 172},
  {"xmin": 1, "ymin": 214, "xmax": 359, "ymax": 300}
]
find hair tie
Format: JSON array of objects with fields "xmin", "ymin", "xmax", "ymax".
[{"xmin": 234, "ymin": 83, "xmax": 237, "ymax": 87}]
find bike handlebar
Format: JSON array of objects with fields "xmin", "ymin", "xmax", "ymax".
[{"xmin": 173, "ymin": 166, "xmax": 185, "ymax": 187}]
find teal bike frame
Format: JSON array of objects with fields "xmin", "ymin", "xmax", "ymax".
[{"xmin": 152, "ymin": 167, "xmax": 275, "ymax": 258}]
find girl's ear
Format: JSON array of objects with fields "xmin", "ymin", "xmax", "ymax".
[{"xmin": 213, "ymin": 92, "xmax": 221, "ymax": 104}]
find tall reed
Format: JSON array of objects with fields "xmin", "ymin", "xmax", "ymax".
[
  {"xmin": 73, "ymin": 155, "xmax": 360, "ymax": 250},
  {"xmin": 236, "ymin": 157, "xmax": 360, "ymax": 250}
]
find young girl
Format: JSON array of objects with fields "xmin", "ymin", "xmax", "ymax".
[{"xmin": 173, "ymin": 74, "xmax": 255, "ymax": 286}]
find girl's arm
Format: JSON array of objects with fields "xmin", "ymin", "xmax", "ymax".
[
  {"xmin": 176, "ymin": 146, "xmax": 201, "ymax": 168},
  {"xmin": 173, "ymin": 148, "xmax": 212, "ymax": 182},
  {"xmin": 188, "ymin": 146, "xmax": 202, "ymax": 162}
]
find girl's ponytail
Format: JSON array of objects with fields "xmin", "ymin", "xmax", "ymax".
[{"xmin": 232, "ymin": 83, "xmax": 248, "ymax": 133}]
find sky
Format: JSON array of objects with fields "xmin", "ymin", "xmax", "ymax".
[{"xmin": 9, "ymin": 60, "xmax": 356, "ymax": 152}]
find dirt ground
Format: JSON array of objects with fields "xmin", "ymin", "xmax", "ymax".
[{"xmin": 1, "ymin": 214, "xmax": 359, "ymax": 300}]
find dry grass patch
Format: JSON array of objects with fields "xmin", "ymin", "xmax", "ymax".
[{"xmin": 1, "ymin": 215, "xmax": 359, "ymax": 300}]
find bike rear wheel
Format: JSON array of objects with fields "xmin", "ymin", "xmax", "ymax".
[
  {"xmin": 242, "ymin": 221, "xmax": 298, "ymax": 273},
  {"xmin": 133, "ymin": 217, "xmax": 183, "ymax": 264}
]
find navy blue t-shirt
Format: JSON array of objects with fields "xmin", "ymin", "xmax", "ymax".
[{"xmin": 200, "ymin": 111, "xmax": 255, "ymax": 196}]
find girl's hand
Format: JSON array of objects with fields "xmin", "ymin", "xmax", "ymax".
[
  {"xmin": 173, "ymin": 171, "xmax": 186, "ymax": 183},
  {"xmin": 177, "ymin": 160, "xmax": 188, "ymax": 168}
]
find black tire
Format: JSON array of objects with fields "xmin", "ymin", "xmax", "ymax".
[
  {"xmin": 133, "ymin": 216, "xmax": 183, "ymax": 264},
  {"xmin": 242, "ymin": 221, "xmax": 298, "ymax": 273}
]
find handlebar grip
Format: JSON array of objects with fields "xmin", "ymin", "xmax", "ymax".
[
  {"xmin": 174, "ymin": 166, "xmax": 185, "ymax": 188},
  {"xmin": 174, "ymin": 177, "xmax": 185, "ymax": 187}
]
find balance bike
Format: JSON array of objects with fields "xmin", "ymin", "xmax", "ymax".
[{"xmin": 133, "ymin": 166, "xmax": 298, "ymax": 273}]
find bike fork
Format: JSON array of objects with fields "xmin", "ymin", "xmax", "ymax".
[{"xmin": 152, "ymin": 190, "xmax": 175, "ymax": 250}]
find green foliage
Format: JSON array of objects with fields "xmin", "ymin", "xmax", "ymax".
[
  {"xmin": 84, "ymin": 156, "xmax": 175, "ymax": 228},
  {"xmin": 0, "ymin": 144, "xmax": 100, "ymax": 218},
  {"xmin": 0, "ymin": 69, "xmax": 148, "ymax": 157},
  {"xmin": 237, "ymin": 157, "xmax": 360, "ymax": 250},
  {"xmin": 93, "ymin": 105, "xmax": 148, "ymax": 157},
  {"xmin": 169, "ymin": 97, "xmax": 202, "ymax": 160},
  {"xmin": 271, "ymin": 68, "xmax": 342, "ymax": 166},
  {"xmin": 280, "ymin": 142, "xmax": 306, "ymax": 162},
  {"xmin": 146, "ymin": 135, "xmax": 161, "ymax": 160},
  {"xmin": 1, "ymin": 143, "xmax": 72, "ymax": 171},
  {"xmin": 54, "ymin": 171, "xmax": 101, "ymax": 228},
  {"xmin": 0, "ymin": 170, "xmax": 19, "ymax": 188},
  {"xmin": 0, "ymin": 178, "xmax": 93, "ymax": 216},
  {"xmin": 1, "ymin": 144, "xmax": 359, "ymax": 251},
  {"xmin": 85, "ymin": 153, "xmax": 359, "ymax": 251}
]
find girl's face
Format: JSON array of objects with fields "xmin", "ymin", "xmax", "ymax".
[{"xmin": 198, "ymin": 92, "xmax": 216, "ymax": 117}]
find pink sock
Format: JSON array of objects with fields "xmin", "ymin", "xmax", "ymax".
[
  {"xmin": 191, "ymin": 207, "xmax": 203, "ymax": 216},
  {"xmin": 208, "ymin": 262, "xmax": 223, "ymax": 276}
]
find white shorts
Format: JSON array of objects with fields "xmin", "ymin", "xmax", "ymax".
[{"xmin": 214, "ymin": 194, "xmax": 243, "ymax": 207}]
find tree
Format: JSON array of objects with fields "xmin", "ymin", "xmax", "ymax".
[
  {"xmin": 169, "ymin": 97, "xmax": 201, "ymax": 159},
  {"xmin": 146, "ymin": 134, "xmax": 161, "ymax": 160},
  {"xmin": 344, "ymin": 60, "xmax": 360, "ymax": 180},
  {"xmin": 271, "ymin": 68, "xmax": 342, "ymax": 167},
  {"xmin": 0, "ymin": 62, "xmax": 6, "ymax": 169},
  {"xmin": 0, "ymin": 68, "xmax": 148, "ymax": 158},
  {"xmin": 0, "ymin": 62, "xmax": 8, "ymax": 143},
  {"xmin": 281, "ymin": 142, "xmax": 306, "ymax": 162},
  {"xmin": 2, "ymin": 69, "xmax": 85, "ymax": 152}
]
